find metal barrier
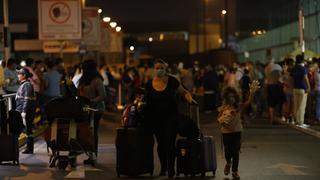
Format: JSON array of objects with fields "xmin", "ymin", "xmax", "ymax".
[{"xmin": 2, "ymin": 93, "xmax": 16, "ymax": 112}]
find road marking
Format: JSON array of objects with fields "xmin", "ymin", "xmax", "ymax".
[
  {"xmin": 267, "ymin": 163, "xmax": 308, "ymax": 175},
  {"xmin": 65, "ymin": 165, "xmax": 102, "ymax": 178}
]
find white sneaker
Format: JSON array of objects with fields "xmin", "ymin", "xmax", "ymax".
[
  {"xmin": 301, "ymin": 124, "xmax": 310, "ymax": 128},
  {"xmin": 297, "ymin": 124, "xmax": 310, "ymax": 128}
]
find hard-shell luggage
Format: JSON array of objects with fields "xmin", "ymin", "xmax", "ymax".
[
  {"xmin": 176, "ymin": 102, "xmax": 217, "ymax": 177},
  {"xmin": 176, "ymin": 136, "xmax": 217, "ymax": 177},
  {"xmin": 115, "ymin": 128, "xmax": 154, "ymax": 177},
  {"xmin": 0, "ymin": 104, "xmax": 22, "ymax": 165},
  {"xmin": 0, "ymin": 134, "xmax": 19, "ymax": 165}
]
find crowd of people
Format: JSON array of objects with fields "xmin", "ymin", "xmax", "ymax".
[{"xmin": 0, "ymin": 54, "xmax": 318, "ymax": 178}]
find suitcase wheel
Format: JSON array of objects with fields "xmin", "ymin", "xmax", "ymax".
[
  {"xmin": 150, "ymin": 172, "xmax": 153, "ymax": 176},
  {"xmin": 13, "ymin": 160, "xmax": 19, "ymax": 166},
  {"xmin": 117, "ymin": 172, "xmax": 120, "ymax": 178},
  {"xmin": 212, "ymin": 171, "xmax": 216, "ymax": 177}
]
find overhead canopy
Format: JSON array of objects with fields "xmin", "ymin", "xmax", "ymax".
[{"xmin": 287, "ymin": 48, "xmax": 319, "ymax": 60}]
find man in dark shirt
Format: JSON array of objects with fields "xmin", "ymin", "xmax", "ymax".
[
  {"xmin": 203, "ymin": 65, "xmax": 219, "ymax": 113},
  {"xmin": 291, "ymin": 54, "xmax": 310, "ymax": 127}
]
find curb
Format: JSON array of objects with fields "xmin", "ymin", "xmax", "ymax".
[
  {"xmin": 276, "ymin": 119, "xmax": 320, "ymax": 139},
  {"xmin": 19, "ymin": 124, "xmax": 49, "ymax": 147}
]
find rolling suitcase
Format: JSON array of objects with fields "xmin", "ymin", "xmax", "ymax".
[
  {"xmin": 0, "ymin": 118, "xmax": 20, "ymax": 166},
  {"xmin": 115, "ymin": 128, "xmax": 154, "ymax": 177},
  {"xmin": 176, "ymin": 136, "xmax": 217, "ymax": 177},
  {"xmin": 176, "ymin": 103, "xmax": 217, "ymax": 177},
  {"xmin": 0, "ymin": 134, "xmax": 19, "ymax": 165},
  {"xmin": 0, "ymin": 100, "xmax": 21, "ymax": 166}
]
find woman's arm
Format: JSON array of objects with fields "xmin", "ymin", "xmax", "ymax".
[{"xmin": 177, "ymin": 83, "xmax": 194, "ymax": 104}]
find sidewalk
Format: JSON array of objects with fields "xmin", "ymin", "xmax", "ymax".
[{"xmin": 275, "ymin": 118, "xmax": 320, "ymax": 139}]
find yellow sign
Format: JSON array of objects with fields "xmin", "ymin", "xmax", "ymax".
[{"xmin": 43, "ymin": 41, "xmax": 79, "ymax": 53}]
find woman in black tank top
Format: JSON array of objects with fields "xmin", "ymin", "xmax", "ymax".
[{"xmin": 144, "ymin": 59, "xmax": 193, "ymax": 177}]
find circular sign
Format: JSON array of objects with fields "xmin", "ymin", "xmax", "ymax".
[
  {"xmin": 49, "ymin": 1, "xmax": 71, "ymax": 24},
  {"xmin": 82, "ymin": 18, "xmax": 93, "ymax": 35}
]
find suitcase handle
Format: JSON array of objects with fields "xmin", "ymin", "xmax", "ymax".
[{"xmin": 190, "ymin": 99, "xmax": 199, "ymax": 106}]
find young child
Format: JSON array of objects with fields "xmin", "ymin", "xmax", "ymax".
[{"xmin": 217, "ymin": 80, "xmax": 260, "ymax": 179}]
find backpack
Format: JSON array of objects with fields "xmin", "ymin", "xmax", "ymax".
[
  {"xmin": 0, "ymin": 110, "xmax": 24, "ymax": 135},
  {"xmin": 177, "ymin": 114, "xmax": 200, "ymax": 139},
  {"xmin": 122, "ymin": 104, "xmax": 138, "ymax": 127}
]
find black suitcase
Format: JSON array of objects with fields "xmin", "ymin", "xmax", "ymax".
[
  {"xmin": 176, "ymin": 136, "xmax": 217, "ymax": 177},
  {"xmin": 115, "ymin": 128, "xmax": 154, "ymax": 177},
  {"xmin": 0, "ymin": 134, "xmax": 19, "ymax": 165}
]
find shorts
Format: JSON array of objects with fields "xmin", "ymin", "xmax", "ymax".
[{"xmin": 266, "ymin": 84, "xmax": 286, "ymax": 108}]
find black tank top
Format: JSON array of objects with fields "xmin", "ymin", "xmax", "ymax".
[{"xmin": 145, "ymin": 75, "xmax": 180, "ymax": 119}]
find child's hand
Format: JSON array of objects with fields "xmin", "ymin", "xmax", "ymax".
[{"xmin": 249, "ymin": 80, "xmax": 260, "ymax": 93}]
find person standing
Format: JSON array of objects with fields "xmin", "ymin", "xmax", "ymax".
[
  {"xmin": 43, "ymin": 59, "xmax": 62, "ymax": 103},
  {"xmin": 291, "ymin": 54, "xmax": 311, "ymax": 127},
  {"xmin": 15, "ymin": 68, "xmax": 36, "ymax": 154},
  {"xmin": 144, "ymin": 59, "xmax": 193, "ymax": 177},
  {"xmin": 203, "ymin": 64, "xmax": 219, "ymax": 113},
  {"xmin": 264, "ymin": 57, "xmax": 284, "ymax": 124},
  {"xmin": 24, "ymin": 58, "xmax": 40, "ymax": 96},
  {"xmin": 78, "ymin": 59, "xmax": 106, "ymax": 164},
  {"xmin": 4, "ymin": 58, "xmax": 20, "ymax": 109},
  {"xmin": 314, "ymin": 59, "xmax": 320, "ymax": 124}
]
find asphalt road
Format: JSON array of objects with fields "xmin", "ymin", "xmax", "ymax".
[{"xmin": 0, "ymin": 111, "xmax": 320, "ymax": 180}]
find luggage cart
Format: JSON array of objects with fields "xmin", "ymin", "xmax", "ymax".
[{"xmin": 44, "ymin": 97, "xmax": 98, "ymax": 170}]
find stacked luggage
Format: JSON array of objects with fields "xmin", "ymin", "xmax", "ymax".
[
  {"xmin": 43, "ymin": 96, "xmax": 96, "ymax": 170},
  {"xmin": 176, "ymin": 103, "xmax": 217, "ymax": 177}
]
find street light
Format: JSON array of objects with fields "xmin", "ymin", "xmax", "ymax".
[
  {"xmin": 221, "ymin": 9, "xmax": 227, "ymax": 15},
  {"xmin": 148, "ymin": 37, "xmax": 153, "ymax": 42},
  {"xmin": 110, "ymin": 22, "xmax": 117, "ymax": 28},
  {"xmin": 103, "ymin": 17, "xmax": 111, "ymax": 23},
  {"xmin": 98, "ymin": 9, "xmax": 102, "ymax": 14},
  {"xmin": 116, "ymin": 26, "xmax": 121, "ymax": 32},
  {"xmin": 130, "ymin": 46, "xmax": 135, "ymax": 51}
]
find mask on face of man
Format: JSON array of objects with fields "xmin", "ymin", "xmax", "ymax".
[{"xmin": 156, "ymin": 69, "xmax": 166, "ymax": 77}]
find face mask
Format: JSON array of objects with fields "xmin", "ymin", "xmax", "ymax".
[
  {"xmin": 225, "ymin": 95, "xmax": 236, "ymax": 106},
  {"xmin": 156, "ymin": 69, "xmax": 166, "ymax": 77}
]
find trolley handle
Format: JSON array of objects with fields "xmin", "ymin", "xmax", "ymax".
[{"xmin": 83, "ymin": 106, "xmax": 99, "ymax": 112}]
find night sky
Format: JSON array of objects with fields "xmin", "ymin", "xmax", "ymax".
[{"xmin": 0, "ymin": 0, "xmax": 299, "ymax": 34}]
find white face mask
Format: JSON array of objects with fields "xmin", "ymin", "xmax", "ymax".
[{"xmin": 156, "ymin": 69, "xmax": 166, "ymax": 77}]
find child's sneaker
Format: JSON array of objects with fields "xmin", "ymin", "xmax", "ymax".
[
  {"xmin": 232, "ymin": 171, "xmax": 240, "ymax": 179},
  {"xmin": 224, "ymin": 163, "xmax": 231, "ymax": 175}
]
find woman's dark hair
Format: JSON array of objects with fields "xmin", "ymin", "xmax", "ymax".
[
  {"xmin": 222, "ymin": 87, "xmax": 240, "ymax": 108},
  {"xmin": 154, "ymin": 58, "xmax": 168, "ymax": 66},
  {"xmin": 79, "ymin": 59, "xmax": 102, "ymax": 86},
  {"xmin": 26, "ymin": 58, "xmax": 34, "ymax": 67},
  {"xmin": 296, "ymin": 54, "xmax": 304, "ymax": 64}
]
